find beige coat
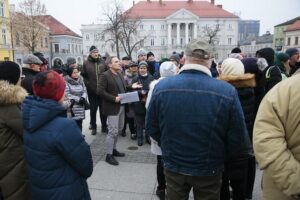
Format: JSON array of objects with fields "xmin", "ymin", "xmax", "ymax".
[{"xmin": 254, "ymin": 74, "xmax": 300, "ymax": 200}]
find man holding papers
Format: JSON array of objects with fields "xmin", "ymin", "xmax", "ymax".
[{"xmin": 98, "ymin": 56, "xmax": 141, "ymax": 166}]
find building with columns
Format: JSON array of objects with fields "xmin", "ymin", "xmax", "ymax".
[{"xmin": 81, "ymin": 0, "xmax": 239, "ymax": 61}]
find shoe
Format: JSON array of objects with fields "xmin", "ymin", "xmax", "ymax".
[
  {"xmin": 156, "ymin": 189, "xmax": 165, "ymax": 200},
  {"xmin": 121, "ymin": 130, "xmax": 126, "ymax": 137},
  {"xmin": 105, "ymin": 154, "xmax": 119, "ymax": 165},
  {"xmin": 91, "ymin": 129, "xmax": 97, "ymax": 135},
  {"xmin": 113, "ymin": 149, "xmax": 125, "ymax": 157},
  {"xmin": 88, "ymin": 124, "xmax": 92, "ymax": 130},
  {"xmin": 145, "ymin": 136, "xmax": 151, "ymax": 144},
  {"xmin": 131, "ymin": 133, "xmax": 137, "ymax": 140},
  {"xmin": 102, "ymin": 126, "xmax": 108, "ymax": 133},
  {"xmin": 138, "ymin": 140, "xmax": 143, "ymax": 146}
]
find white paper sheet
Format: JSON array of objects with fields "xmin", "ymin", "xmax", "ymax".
[{"xmin": 118, "ymin": 91, "xmax": 140, "ymax": 104}]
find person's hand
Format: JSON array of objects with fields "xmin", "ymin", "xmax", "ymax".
[
  {"xmin": 132, "ymin": 82, "xmax": 142, "ymax": 89},
  {"xmin": 79, "ymin": 97, "xmax": 85, "ymax": 105},
  {"xmin": 115, "ymin": 96, "xmax": 121, "ymax": 103}
]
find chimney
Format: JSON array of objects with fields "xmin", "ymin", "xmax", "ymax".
[
  {"xmin": 159, "ymin": 0, "xmax": 162, "ymax": 4},
  {"xmin": 133, "ymin": 1, "xmax": 135, "ymax": 5},
  {"xmin": 217, "ymin": 4, "xmax": 222, "ymax": 8},
  {"xmin": 147, "ymin": 0, "xmax": 151, "ymax": 2},
  {"xmin": 188, "ymin": 0, "xmax": 193, "ymax": 3},
  {"xmin": 211, "ymin": 0, "xmax": 215, "ymax": 5}
]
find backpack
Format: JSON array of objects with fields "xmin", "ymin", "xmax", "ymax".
[{"xmin": 265, "ymin": 66, "xmax": 287, "ymax": 81}]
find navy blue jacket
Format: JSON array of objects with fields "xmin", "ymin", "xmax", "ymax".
[
  {"xmin": 22, "ymin": 96, "xmax": 93, "ymax": 200},
  {"xmin": 146, "ymin": 66, "xmax": 251, "ymax": 176}
]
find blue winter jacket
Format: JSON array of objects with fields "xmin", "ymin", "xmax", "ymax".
[
  {"xmin": 146, "ymin": 67, "xmax": 251, "ymax": 176},
  {"xmin": 22, "ymin": 96, "xmax": 93, "ymax": 200}
]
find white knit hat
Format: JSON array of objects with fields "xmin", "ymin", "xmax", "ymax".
[
  {"xmin": 159, "ymin": 61, "xmax": 177, "ymax": 77},
  {"xmin": 221, "ymin": 58, "xmax": 244, "ymax": 75}
]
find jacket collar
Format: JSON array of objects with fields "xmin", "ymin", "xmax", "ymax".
[{"xmin": 179, "ymin": 64, "xmax": 212, "ymax": 77}]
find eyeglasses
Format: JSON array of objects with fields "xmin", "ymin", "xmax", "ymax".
[{"xmin": 21, "ymin": 75, "xmax": 25, "ymax": 80}]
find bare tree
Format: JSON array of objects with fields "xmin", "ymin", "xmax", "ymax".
[
  {"xmin": 102, "ymin": 0, "xmax": 146, "ymax": 59},
  {"xmin": 11, "ymin": 0, "xmax": 47, "ymax": 53},
  {"xmin": 202, "ymin": 23, "xmax": 221, "ymax": 45}
]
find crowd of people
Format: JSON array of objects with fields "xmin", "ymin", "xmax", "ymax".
[{"xmin": 0, "ymin": 40, "xmax": 300, "ymax": 200}]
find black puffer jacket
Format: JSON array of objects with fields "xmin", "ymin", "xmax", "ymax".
[
  {"xmin": 131, "ymin": 73, "xmax": 154, "ymax": 115},
  {"xmin": 219, "ymin": 73, "xmax": 256, "ymax": 143}
]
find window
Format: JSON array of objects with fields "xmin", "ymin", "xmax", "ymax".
[
  {"xmin": 41, "ymin": 38, "xmax": 43, "ymax": 48},
  {"xmin": 79, "ymin": 45, "xmax": 82, "ymax": 54},
  {"xmin": 228, "ymin": 38, "xmax": 232, "ymax": 45},
  {"xmin": 75, "ymin": 44, "xmax": 78, "ymax": 53},
  {"xmin": 172, "ymin": 38, "xmax": 175, "ymax": 45},
  {"xmin": 161, "ymin": 37, "xmax": 166, "ymax": 46},
  {"xmin": 228, "ymin": 24, "xmax": 232, "ymax": 30},
  {"xmin": 150, "ymin": 38, "xmax": 155, "ymax": 46},
  {"xmin": 151, "ymin": 25, "xmax": 154, "ymax": 30},
  {"xmin": 295, "ymin": 37, "xmax": 298, "ymax": 45},
  {"xmin": 180, "ymin": 38, "xmax": 183, "ymax": 45},
  {"xmin": 140, "ymin": 40, "xmax": 144, "ymax": 47},
  {"xmin": 2, "ymin": 29, "xmax": 6, "ymax": 45},
  {"xmin": 54, "ymin": 44, "xmax": 59, "ymax": 53},
  {"xmin": 68, "ymin": 44, "xmax": 71, "ymax": 53},
  {"xmin": 86, "ymin": 34, "xmax": 90, "ymax": 40},
  {"xmin": 140, "ymin": 25, "xmax": 144, "ymax": 30},
  {"xmin": 72, "ymin": 44, "xmax": 74, "ymax": 54},
  {"xmin": 45, "ymin": 38, "xmax": 48, "ymax": 48},
  {"xmin": 287, "ymin": 37, "xmax": 291, "ymax": 46},
  {"xmin": 161, "ymin": 24, "xmax": 165, "ymax": 30},
  {"xmin": 86, "ymin": 46, "xmax": 90, "ymax": 53},
  {"xmin": 0, "ymin": 3, "xmax": 4, "ymax": 17}
]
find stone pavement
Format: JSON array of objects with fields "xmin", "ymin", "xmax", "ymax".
[{"xmin": 82, "ymin": 111, "xmax": 262, "ymax": 200}]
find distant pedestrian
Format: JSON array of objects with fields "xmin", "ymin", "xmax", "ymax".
[
  {"xmin": 0, "ymin": 61, "xmax": 31, "ymax": 200},
  {"xmin": 34, "ymin": 52, "xmax": 49, "ymax": 72},
  {"xmin": 81, "ymin": 45, "xmax": 108, "ymax": 135},
  {"xmin": 21, "ymin": 54, "xmax": 43, "ymax": 94},
  {"xmin": 285, "ymin": 48, "xmax": 300, "ymax": 76},
  {"xmin": 254, "ymin": 71, "xmax": 300, "ymax": 200},
  {"xmin": 22, "ymin": 71, "xmax": 93, "ymax": 200},
  {"xmin": 64, "ymin": 67, "xmax": 88, "ymax": 130},
  {"xmin": 146, "ymin": 39, "xmax": 251, "ymax": 200}
]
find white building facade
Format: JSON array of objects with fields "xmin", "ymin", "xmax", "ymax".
[{"xmin": 81, "ymin": 1, "xmax": 239, "ymax": 61}]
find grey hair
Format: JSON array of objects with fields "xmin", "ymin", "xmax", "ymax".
[{"xmin": 106, "ymin": 56, "xmax": 118, "ymax": 65}]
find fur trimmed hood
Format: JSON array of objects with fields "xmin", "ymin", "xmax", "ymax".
[
  {"xmin": 218, "ymin": 73, "xmax": 256, "ymax": 88},
  {"xmin": 0, "ymin": 80, "xmax": 27, "ymax": 105}
]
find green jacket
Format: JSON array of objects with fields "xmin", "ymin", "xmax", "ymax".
[{"xmin": 0, "ymin": 80, "xmax": 31, "ymax": 200}]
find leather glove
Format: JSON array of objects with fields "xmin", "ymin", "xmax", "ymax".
[{"xmin": 79, "ymin": 97, "xmax": 85, "ymax": 105}]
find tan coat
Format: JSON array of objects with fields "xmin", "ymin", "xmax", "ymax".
[
  {"xmin": 254, "ymin": 74, "xmax": 300, "ymax": 200},
  {"xmin": 0, "ymin": 80, "xmax": 31, "ymax": 200}
]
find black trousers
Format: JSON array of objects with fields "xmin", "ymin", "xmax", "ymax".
[
  {"xmin": 245, "ymin": 156, "xmax": 256, "ymax": 199},
  {"xmin": 122, "ymin": 115, "xmax": 135, "ymax": 134},
  {"xmin": 75, "ymin": 119, "xmax": 83, "ymax": 131},
  {"xmin": 165, "ymin": 169, "xmax": 222, "ymax": 200},
  {"xmin": 87, "ymin": 89, "xmax": 107, "ymax": 130},
  {"xmin": 157, "ymin": 155, "xmax": 166, "ymax": 190},
  {"xmin": 220, "ymin": 159, "xmax": 249, "ymax": 200},
  {"xmin": 135, "ymin": 114, "xmax": 145, "ymax": 142}
]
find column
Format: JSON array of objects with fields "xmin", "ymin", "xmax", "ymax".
[
  {"xmin": 176, "ymin": 23, "xmax": 180, "ymax": 46},
  {"xmin": 185, "ymin": 23, "xmax": 189, "ymax": 45},
  {"xmin": 193, "ymin": 23, "xmax": 197, "ymax": 39},
  {"xmin": 168, "ymin": 23, "xmax": 172, "ymax": 46}
]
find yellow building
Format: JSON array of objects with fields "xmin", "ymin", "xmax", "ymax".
[{"xmin": 0, "ymin": 0, "xmax": 13, "ymax": 61}]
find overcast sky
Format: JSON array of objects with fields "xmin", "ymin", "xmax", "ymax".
[{"xmin": 10, "ymin": 0, "xmax": 300, "ymax": 36}]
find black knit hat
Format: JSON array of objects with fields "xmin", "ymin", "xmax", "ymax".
[
  {"xmin": 89, "ymin": 45, "xmax": 98, "ymax": 54},
  {"xmin": 147, "ymin": 51, "xmax": 154, "ymax": 60},
  {"xmin": 0, "ymin": 61, "xmax": 21, "ymax": 85},
  {"xmin": 231, "ymin": 47, "xmax": 242, "ymax": 54}
]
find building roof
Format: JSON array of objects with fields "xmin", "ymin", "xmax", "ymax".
[
  {"xmin": 275, "ymin": 16, "xmax": 300, "ymax": 27},
  {"xmin": 126, "ymin": 0, "xmax": 238, "ymax": 19},
  {"xmin": 36, "ymin": 15, "xmax": 81, "ymax": 38},
  {"xmin": 286, "ymin": 20, "xmax": 300, "ymax": 32},
  {"xmin": 239, "ymin": 32, "xmax": 273, "ymax": 46}
]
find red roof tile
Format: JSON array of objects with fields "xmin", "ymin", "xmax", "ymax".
[
  {"xmin": 36, "ymin": 15, "xmax": 81, "ymax": 37},
  {"xmin": 127, "ymin": 1, "xmax": 237, "ymax": 19},
  {"xmin": 286, "ymin": 20, "xmax": 300, "ymax": 32}
]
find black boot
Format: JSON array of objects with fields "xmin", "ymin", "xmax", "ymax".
[
  {"xmin": 131, "ymin": 133, "xmax": 137, "ymax": 140},
  {"xmin": 105, "ymin": 154, "xmax": 119, "ymax": 165},
  {"xmin": 101, "ymin": 126, "xmax": 108, "ymax": 133},
  {"xmin": 146, "ymin": 135, "xmax": 151, "ymax": 144},
  {"xmin": 138, "ymin": 138, "xmax": 143, "ymax": 146},
  {"xmin": 121, "ymin": 130, "xmax": 126, "ymax": 137},
  {"xmin": 156, "ymin": 189, "xmax": 165, "ymax": 200},
  {"xmin": 91, "ymin": 129, "xmax": 97, "ymax": 135},
  {"xmin": 113, "ymin": 149, "xmax": 125, "ymax": 157}
]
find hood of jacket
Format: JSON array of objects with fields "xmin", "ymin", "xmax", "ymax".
[
  {"xmin": 218, "ymin": 73, "xmax": 256, "ymax": 88},
  {"xmin": 64, "ymin": 75, "xmax": 84, "ymax": 85},
  {"xmin": 22, "ymin": 96, "xmax": 66, "ymax": 132},
  {"xmin": 0, "ymin": 80, "xmax": 27, "ymax": 105}
]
